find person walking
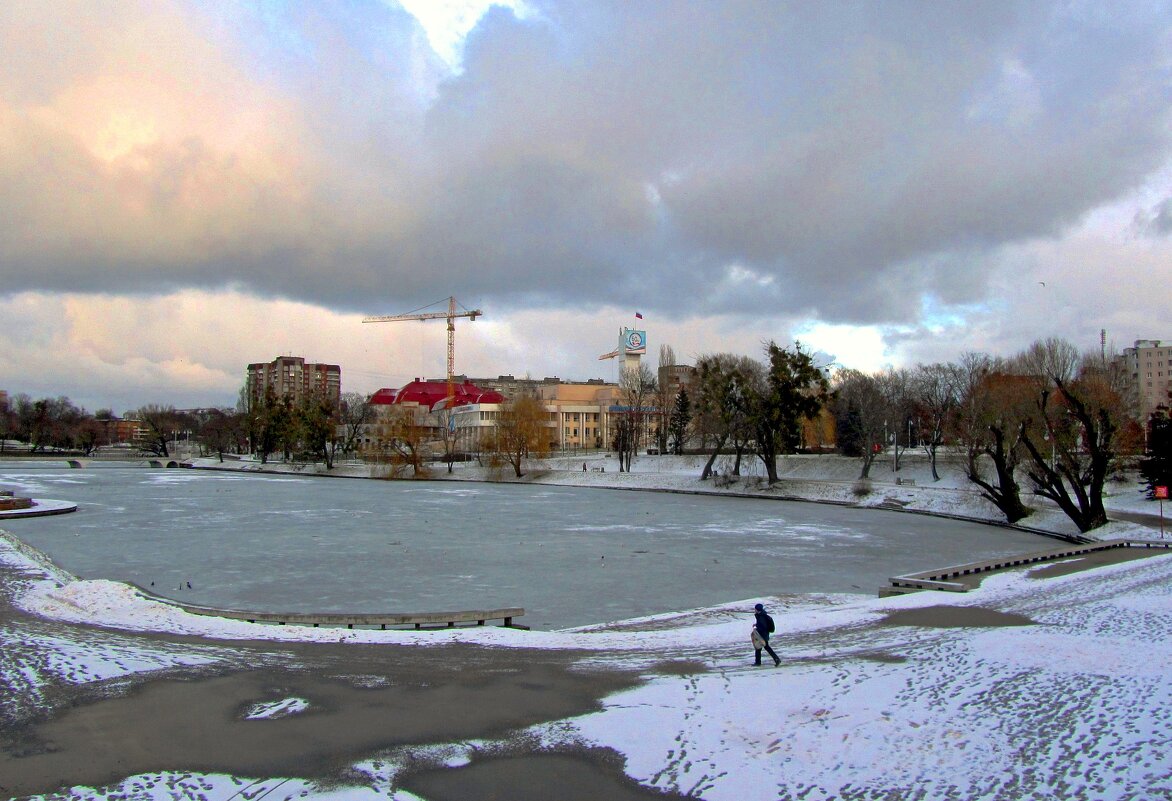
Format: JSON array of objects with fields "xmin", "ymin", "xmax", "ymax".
[{"xmin": 753, "ymin": 603, "xmax": 780, "ymax": 666}]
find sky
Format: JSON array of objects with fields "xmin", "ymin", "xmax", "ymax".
[{"xmin": 1, "ymin": 0, "xmax": 1171, "ymax": 414}]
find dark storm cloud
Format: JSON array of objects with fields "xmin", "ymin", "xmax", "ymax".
[{"xmin": 1, "ymin": 1, "xmax": 1169, "ymax": 325}]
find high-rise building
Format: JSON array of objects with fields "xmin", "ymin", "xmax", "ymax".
[
  {"xmin": 1119, "ymin": 339, "xmax": 1172, "ymax": 420},
  {"xmin": 246, "ymin": 356, "xmax": 341, "ymax": 409},
  {"xmin": 658, "ymin": 364, "xmax": 697, "ymax": 399}
]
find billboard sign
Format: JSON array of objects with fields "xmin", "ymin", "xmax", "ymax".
[{"xmin": 624, "ymin": 328, "xmax": 647, "ymax": 353}]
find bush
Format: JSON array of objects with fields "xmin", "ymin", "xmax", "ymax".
[{"xmin": 851, "ymin": 480, "xmax": 873, "ymax": 498}]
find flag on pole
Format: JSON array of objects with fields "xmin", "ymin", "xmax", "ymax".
[{"xmin": 634, "ymin": 311, "xmax": 643, "ymax": 319}]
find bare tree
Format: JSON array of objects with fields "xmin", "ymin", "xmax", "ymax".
[
  {"xmin": 193, "ymin": 409, "xmax": 243, "ymax": 462},
  {"xmin": 832, "ymin": 369, "xmax": 888, "ymax": 479},
  {"xmin": 874, "ymin": 368, "xmax": 915, "ymax": 471},
  {"xmin": 911, "ymin": 363, "xmax": 958, "ymax": 481},
  {"xmin": 1017, "ymin": 344, "xmax": 1121, "ymax": 533},
  {"xmin": 371, "ymin": 405, "xmax": 429, "ymax": 478},
  {"xmin": 136, "ymin": 404, "xmax": 186, "ymax": 457},
  {"xmin": 951, "ymin": 354, "xmax": 1035, "ymax": 524},
  {"xmin": 1015, "ymin": 337, "xmax": 1080, "ymax": 387},
  {"xmin": 435, "ymin": 407, "xmax": 458, "ymax": 473},
  {"xmin": 614, "ymin": 362, "xmax": 656, "ymax": 472},
  {"xmin": 335, "ymin": 392, "xmax": 374, "ymax": 458},
  {"xmin": 492, "ymin": 395, "xmax": 551, "ymax": 477}
]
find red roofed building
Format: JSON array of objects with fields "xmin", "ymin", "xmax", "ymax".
[{"xmin": 369, "ymin": 379, "xmax": 505, "ymax": 412}]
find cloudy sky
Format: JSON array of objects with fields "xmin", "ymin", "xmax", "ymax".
[{"xmin": 2, "ymin": 0, "xmax": 1170, "ymax": 413}]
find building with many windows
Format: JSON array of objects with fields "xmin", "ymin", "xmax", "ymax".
[
  {"xmin": 1119, "ymin": 339, "xmax": 1172, "ymax": 421},
  {"xmin": 245, "ymin": 356, "xmax": 341, "ymax": 409}
]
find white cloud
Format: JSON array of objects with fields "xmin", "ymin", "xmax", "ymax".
[{"xmin": 394, "ymin": 0, "xmax": 531, "ymax": 71}]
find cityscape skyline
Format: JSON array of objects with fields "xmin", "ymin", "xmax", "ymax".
[{"xmin": 2, "ymin": 1, "xmax": 1170, "ymax": 413}]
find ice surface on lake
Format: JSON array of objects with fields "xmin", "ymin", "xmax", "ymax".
[{"xmin": 0, "ymin": 464, "xmax": 1046, "ymax": 629}]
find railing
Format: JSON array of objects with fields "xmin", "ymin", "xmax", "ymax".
[
  {"xmin": 131, "ymin": 587, "xmax": 526, "ymax": 630},
  {"xmin": 882, "ymin": 538, "xmax": 1172, "ymax": 596}
]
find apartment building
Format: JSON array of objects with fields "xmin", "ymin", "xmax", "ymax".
[
  {"xmin": 1119, "ymin": 339, "xmax": 1172, "ymax": 420},
  {"xmin": 245, "ymin": 356, "xmax": 341, "ymax": 409}
]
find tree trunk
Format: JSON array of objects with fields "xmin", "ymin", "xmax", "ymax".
[
  {"xmin": 701, "ymin": 435, "xmax": 728, "ymax": 480},
  {"xmin": 965, "ymin": 430, "xmax": 1031, "ymax": 524},
  {"xmin": 858, "ymin": 450, "xmax": 876, "ymax": 479}
]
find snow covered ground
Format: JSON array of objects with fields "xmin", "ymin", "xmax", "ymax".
[{"xmin": 3, "ymin": 453, "xmax": 1170, "ymax": 800}]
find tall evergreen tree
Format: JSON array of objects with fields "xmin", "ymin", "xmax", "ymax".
[
  {"xmin": 1140, "ymin": 405, "xmax": 1172, "ymax": 499},
  {"xmin": 668, "ymin": 388, "xmax": 691, "ymax": 455}
]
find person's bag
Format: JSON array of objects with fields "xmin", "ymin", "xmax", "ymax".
[{"xmin": 750, "ymin": 628, "xmax": 765, "ymax": 650}]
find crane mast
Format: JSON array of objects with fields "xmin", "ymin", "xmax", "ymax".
[{"xmin": 362, "ymin": 296, "xmax": 482, "ymax": 405}]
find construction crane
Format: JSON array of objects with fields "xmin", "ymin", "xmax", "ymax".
[{"xmin": 362, "ymin": 296, "xmax": 482, "ymax": 406}]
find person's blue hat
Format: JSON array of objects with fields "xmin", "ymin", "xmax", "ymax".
[{"xmin": 754, "ymin": 603, "xmax": 764, "ymax": 611}]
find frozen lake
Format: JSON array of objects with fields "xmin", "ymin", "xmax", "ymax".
[{"xmin": 0, "ymin": 463, "xmax": 1048, "ymax": 629}]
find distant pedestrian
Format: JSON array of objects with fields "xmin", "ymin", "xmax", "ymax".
[
  {"xmin": 186, "ymin": 581, "xmax": 192, "ymax": 589},
  {"xmin": 583, "ymin": 462, "xmax": 587, "ymax": 472},
  {"xmin": 752, "ymin": 603, "xmax": 780, "ymax": 666}
]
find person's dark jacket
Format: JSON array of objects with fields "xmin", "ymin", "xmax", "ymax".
[{"xmin": 754, "ymin": 610, "xmax": 775, "ymax": 640}]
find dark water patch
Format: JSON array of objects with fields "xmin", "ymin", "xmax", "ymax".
[
  {"xmin": 879, "ymin": 606, "xmax": 1036, "ymax": 628},
  {"xmin": 402, "ymin": 751, "xmax": 693, "ymax": 801}
]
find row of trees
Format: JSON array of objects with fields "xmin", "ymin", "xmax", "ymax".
[
  {"xmin": 826, "ymin": 338, "xmax": 1143, "ymax": 532},
  {"xmin": 0, "ymin": 395, "xmax": 105, "ymax": 454},
  {"xmin": 689, "ymin": 342, "xmax": 830, "ymax": 482},
  {"xmin": 242, "ymin": 388, "xmax": 373, "ymax": 468},
  {"xmin": 364, "ymin": 396, "xmax": 553, "ymax": 479},
  {"xmin": 646, "ymin": 335, "xmax": 1166, "ymax": 534},
  {"xmin": 0, "ymin": 390, "xmax": 376, "ymax": 465}
]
